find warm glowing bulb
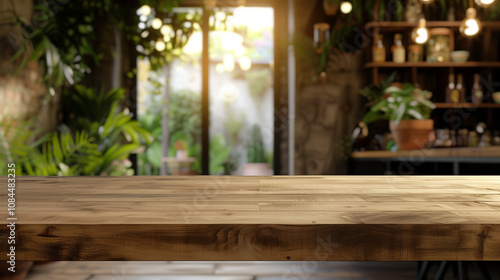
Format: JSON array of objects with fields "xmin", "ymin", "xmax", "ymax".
[
  {"xmin": 411, "ymin": 18, "xmax": 429, "ymax": 44},
  {"xmin": 161, "ymin": 25, "xmax": 172, "ymax": 36},
  {"xmin": 140, "ymin": 5, "xmax": 151, "ymax": 16},
  {"xmin": 151, "ymin": 18, "xmax": 163, "ymax": 29},
  {"xmin": 419, "ymin": 0, "xmax": 435, "ymax": 3},
  {"xmin": 239, "ymin": 56, "xmax": 252, "ymax": 71},
  {"xmin": 155, "ymin": 40, "xmax": 165, "ymax": 52},
  {"xmin": 460, "ymin": 8, "xmax": 482, "ymax": 37},
  {"xmin": 223, "ymin": 54, "xmax": 235, "ymax": 72},
  {"xmin": 465, "ymin": 19, "xmax": 480, "ymax": 36},
  {"xmin": 475, "ymin": 0, "xmax": 496, "ymax": 7},
  {"xmin": 340, "ymin": 2, "xmax": 353, "ymax": 14}
]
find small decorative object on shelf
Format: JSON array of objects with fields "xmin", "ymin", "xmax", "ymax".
[
  {"xmin": 446, "ymin": 74, "xmax": 459, "ymax": 103},
  {"xmin": 373, "ymin": 34, "xmax": 386, "ymax": 62},
  {"xmin": 493, "ymin": 130, "xmax": 500, "ymax": 146},
  {"xmin": 392, "ymin": 34, "xmax": 406, "ymax": 63},
  {"xmin": 456, "ymin": 74, "xmax": 466, "ymax": 103},
  {"xmin": 405, "ymin": 0, "xmax": 423, "ymax": 23},
  {"xmin": 323, "ymin": 0, "xmax": 340, "ymax": 15},
  {"xmin": 427, "ymin": 28, "xmax": 451, "ymax": 62},
  {"xmin": 479, "ymin": 131, "xmax": 492, "ymax": 147},
  {"xmin": 450, "ymin": 50, "xmax": 470, "ymax": 62},
  {"xmin": 408, "ymin": 44, "xmax": 424, "ymax": 62},
  {"xmin": 493, "ymin": 92, "xmax": 500, "ymax": 104},
  {"xmin": 468, "ymin": 131, "xmax": 479, "ymax": 147},
  {"xmin": 471, "ymin": 74, "xmax": 484, "ymax": 104},
  {"xmin": 313, "ymin": 23, "xmax": 331, "ymax": 47}
]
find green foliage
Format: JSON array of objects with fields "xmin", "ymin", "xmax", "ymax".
[
  {"xmin": 359, "ymin": 72, "xmax": 397, "ymax": 102},
  {"xmin": 209, "ymin": 135, "xmax": 232, "ymax": 175},
  {"xmin": 245, "ymin": 69, "xmax": 270, "ymax": 98},
  {"xmin": 247, "ymin": 125, "xmax": 266, "ymax": 163},
  {"xmin": 0, "ymin": 86, "xmax": 153, "ymax": 176},
  {"xmin": 292, "ymin": 26, "xmax": 354, "ymax": 76},
  {"xmin": 362, "ymin": 84, "xmax": 435, "ymax": 124}
]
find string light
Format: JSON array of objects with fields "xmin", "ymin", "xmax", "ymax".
[
  {"xmin": 419, "ymin": 0, "xmax": 435, "ymax": 3},
  {"xmin": 411, "ymin": 18, "xmax": 429, "ymax": 44},
  {"xmin": 155, "ymin": 39, "xmax": 166, "ymax": 52},
  {"xmin": 460, "ymin": 8, "xmax": 482, "ymax": 37},
  {"xmin": 340, "ymin": 2, "xmax": 353, "ymax": 14},
  {"xmin": 139, "ymin": 5, "xmax": 151, "ymax": 16},
  {"xmin": 475, "ymin": 0, "xmax": 496, "ymax": 7},
  {"xmin": 151, "ymin": 18, "xmax": 163, "ymax": 29}
]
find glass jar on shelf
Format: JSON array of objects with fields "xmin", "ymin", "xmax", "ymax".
[{"xmin": 372, "ymin": 34, "xmax": 386, "ymax": 62}]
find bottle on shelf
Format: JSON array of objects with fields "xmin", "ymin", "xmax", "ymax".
[
  {"xmin": 372, "ymin": 34, "xmax": 386, "ymax": 63},
  {"xmin": 471, "ymin": 73, "xmax": 484, "ymax": 104},
  {"xmin": 392, "ymin": 33, "xmax": 405, "ymax": 63},
  {"xmin": 446, "ymin": 74, "xmax": 460, "ymax": 103},
  {"xmin": 468, "ymin": 131, "xmax": 478, "ymax": 147},
  {"xmin": 450, "ymin": 130, "xmax": 457, "ymax": 147},
  {"xmin": 456, "ymin": 74, "xmax": 466, "ymax": 103}
]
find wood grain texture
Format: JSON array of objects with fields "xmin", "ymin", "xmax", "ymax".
[{"xmin": 1, "ymin": 176, "xmax": 500, "ymax": 261}]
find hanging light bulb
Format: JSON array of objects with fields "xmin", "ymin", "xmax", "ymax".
[
  {"xmin": 139, "ymin": 5, "xmax": 152, "ymax": 16},
  {"xmin": 460, "ymin": 8, "xmax": 482, "ymax": 37},
  {"xmin": 475, "ymin": 0, "xmax": 496, "ymax": 7},
  {"xmin": 411, "ymin": 18, "xmax": 429, "ymax": 44},
  {"xmin": 340, "ymin": 2, "xmax": 353, "ymax": 14},
  {"xmin": 151, "ymin": 18, "xmax": 163, "ymax": 30},
  {"xmin": 419, "ymin": 0, "xmax": 435, "ymax": 3}
]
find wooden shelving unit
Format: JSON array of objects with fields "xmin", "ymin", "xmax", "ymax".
[
  {"xmin": 366, "ymin": 61, "xmax": 500, "ymax": 69},
  {"xmin": 434, "ymin": 103, "xmax": 500, "ymax": 109},
  {"xmin": 365, "ymin": 21, "xmax": 500, "ymax": 31}
]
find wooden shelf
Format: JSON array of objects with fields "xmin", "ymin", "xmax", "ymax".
[
  {"xmin": 365, "ymin": 21, "xmax": 500, "ymax": 31},
  {"xmin": 365, "ymin": 61, "xmax": 500, "ymax": 68},
  {"xmin": 351, "ymin": 146, "xmax": 500, "ymax": 159},
  {"xmin": 434, "ymin": 103, "xmax": 500, "ymax": 109}
]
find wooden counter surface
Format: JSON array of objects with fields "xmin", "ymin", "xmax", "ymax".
[{"xmin": 1, "ymin": 176, "xmax": 500, "ymax": 261}]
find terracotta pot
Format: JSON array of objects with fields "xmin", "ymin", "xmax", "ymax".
[
  {"xmin": 323, "ymin": 1, "xmax": 338, "ymax": 15},
  {"xmin": 243, "ymin": 163, "xmax": 272, "ymax": 176},
  {"xmin": 390, "ymin": 119, "xmax": 434, "ymax": 150}
]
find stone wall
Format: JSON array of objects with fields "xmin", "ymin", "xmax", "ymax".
[{"xmin": 291, "ymin": 0, "xmax": 364, "ymax": 175}]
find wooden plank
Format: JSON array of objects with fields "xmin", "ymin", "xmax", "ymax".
[
  {"xmin": 0, "ymin": 176, "xmax": 499, "ymax": 261},
  {"xmin": 2, "ymin": 224, "xmax": 499, "ymax": 261}
]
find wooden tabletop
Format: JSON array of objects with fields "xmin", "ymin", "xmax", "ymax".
[{"xmin": 1, "ymin": 176, "xmax": 500, "ymax": 261}]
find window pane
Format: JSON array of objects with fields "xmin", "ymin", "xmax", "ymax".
[{"xmin": 209, "ymin": 7, "xmax": 275, "ymax": 175}]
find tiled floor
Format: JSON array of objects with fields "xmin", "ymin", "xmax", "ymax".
[
  {"xmin": 24, "ymin": 261, "xmax": 417, "ymax": 280},
  {"xmin": 22, "ymin": 261, "xmax": 500, "ymax": 280}
]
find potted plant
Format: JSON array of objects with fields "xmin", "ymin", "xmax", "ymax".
[
  {"xmin": 323, "ymin": 0, "xmax": 340, "ymax": 15},
  {"xmin": 243, "ymin": 125, "xmax": 272, "ymax": 176},
  {"xmin": 362, "ymin": 83, "xmax": 436, "ymax": 150}
]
